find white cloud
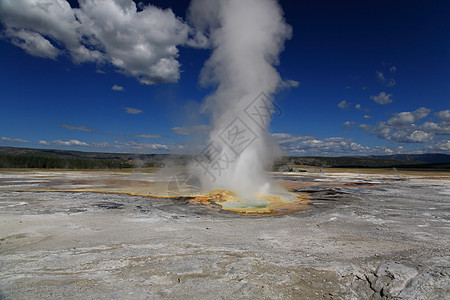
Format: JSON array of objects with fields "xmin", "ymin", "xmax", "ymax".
[
  {"xmin": 338, "ymin": 100, "xmax": 349, "ymax": 109},
  {"xmin": 342, "ymin": 121, "xmax": 356, "ymax": 133},
  {"xmin": 0, "ymin": 0, "xmax": 99, "ymax": 62},
  {"xmin": 376, "ymin": 71, "xmax": 385, "ymax": 81},
  {"xmin": 112, "ymin": 84, "xmax": 124, "ymax": 91},
  {"xmin": 376, "ymin": 70, "xmax": 396, "ymax": 87},
  {"xmin": 355, "ymin": 104, "xmax": 361, "ymax": 109},
  {"xmin": 124, "ymin": 107, "xmax": 143, "ymax": 114},
  {"xmin": 0, "ymin": 0, "xmax": 207, "ymax": 84},
  {"xmin": 1, "ymin": 136, "xmax": 30, "ymax": 143},
  {"xmin": 37, "ymin": 138, "xmax": 175, "ymax": 153},
  {"xmin": 113, "ymin": 141, "xmax": 169, "ymax": 152},
  {"xmin": 387, "ymin": 107, "xmax": 431, "ymax": 126},
  {"xmin": 272, "ymin": 133, "xmax": 371, "ymax": 156},
  {"xmin": 61, "ymin": 124, "xmax": 93, "ymax": 132},
  {"xmin": 134, "ymin": 134, "xmax": 162, "ymax": 139},
  {"xmin": 272, "ymin": 133, "xmax": 315, "ymax": 145},
  {"xmin": 363, "ymin": 115, "xmax": 372, "ymax": 119},
  {"xmin": 421, "ymin": 122, "xmax": 450, "ymax": 135},
  {"xmin": 387, "ymin": 112, "xmax": 415, "ymax": 126},
  {"xmin": 8, "ymin": 30, "xmax": 60, "ymax": 59},
  {"xmin": 370, "ymin": 91, "xmax": 393, "ymax": 105},
  {"xmin": 424, "ymin": 140, "xmax": 450, "ymax": 153},
  {"xmin": 172, "ymin": 125, "xmax": 209, "ymax": 135},
  {"xmin": 413, "ymin": 107, "xmax": 432, "ymax": 120},
  {"xmin": 39, "ymin": 139, "xmax": 89, "ymax": 146},
  {"xmin": 391, "ymin": 130, "xmax": 434, "ymax": 143},
  {"xmin": 360, "ymin": 107, "xmax": 449, "ymax": 144},
  {"xmin": 390, "ymin": 66, "xmax": 397, "ymax": 73},
  {"xmin": 436, "ymin": 109, "xmax": 450, "ymax": 122}
]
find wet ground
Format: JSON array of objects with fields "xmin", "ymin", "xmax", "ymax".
[{"xmin": 0, "ymin": 169, "xmax": 449, "ymax": 299}]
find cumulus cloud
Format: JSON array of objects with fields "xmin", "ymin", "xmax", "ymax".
[
  {"xmin": 0, "ymin": 0, "xmax": 207, "ymax": 84},
  {"xmin": 8, "ymin": 30, "xmax": 60, "ymax": 59},
  {"xmin": 1, "ymin": 136, "xmax": 30, "ymax": 143},
  {"xmin": 421, "ymin": 122, "xmax": 450, "ymax": 135},
  {"xmin": 387, "ymin": 112, "xmax": 415, "ymax": 126},
  {"xmin": 272, "ymin": 133, "xmax": 315, "ymax": 145},
  {"xmin": 124, "ymin": 107, "xmax": 143, "ymax": 114},
  {"xmin": 412, "ymin": 107, "xmax": 432, "ymax": 120},
  {"xmin": 436, "ymin": 109, "xmax": 450, "ymax": 122},
  {"xmin": 36, "ymin": 138, "xmax": 173, "ymax": 153},
  {"xmin": 61, "ymin": 124, "xmax": 93, "ymax": 132},
  {"xmin": 338, "ymin": 100, "xmax": 350, "ymax": 109},
  {"xmin": 370, "ymin": 91, "xmax": 393, "ymax": 105},
  {"xmin": 364, "ymin": 115, "xmax": 372, "ymax": 119},
  {"xmin": 39, "ymin": 139, "xmax": 89, "ymax": 146},
  {"xmin": 390, "ymin": 66, "xmax": 397, "ymax": 73},
  {"xmin": 424, "ymin": 140, "xmax": 450, "ymax": 152},
  {"xmin": 113, "ymin": 141, "xmax": 168, "ymax": 152},
  {"xmin": 112, "ymin": 84, "xmax": 124, "ymax": 91},
  {"xmin": 387, "ymin": 107, "xmax": 431, "ymax": 127},
  {"xmin": 172, "ymin": 125, "xmax": 209, "ymax": 135},
  {"xmin": 355, "ymin": 104, "xmax": 361, "ymax": 109},
  {"xmin": 360, "ymin": 107, "xmax": 449, "ymax": 143},
  {"xmin": 272, "ymin": 133, "xmax": 370, "ymax": 156}
]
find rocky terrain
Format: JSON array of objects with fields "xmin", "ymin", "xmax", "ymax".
[{"xmin": 0, "ymin": 170, "xmax": 449, "ymax": 299}]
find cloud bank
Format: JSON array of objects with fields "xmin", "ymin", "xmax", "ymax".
[
  {"xmin": 1, "ymin": 136, "xmax": 30, "ymax": 143},
  {"xmin": 273, "ymin": 133, "xmax": 371, "ymax": 156},
  {"xmin": 0, "ymin": 0, "xmax": 207, "ymax": 84},
  {"xmin": 361, "ymin": 108, "xmax": 450, "ymax": 143},
  {"xmin": 39, "ymin": 139, "xmax": 89, "ymax": 146}
]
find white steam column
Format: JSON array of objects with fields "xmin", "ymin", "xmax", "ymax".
[{"xmin": 188, "ymin": 0, "xmax": 292, "ymax": 200}]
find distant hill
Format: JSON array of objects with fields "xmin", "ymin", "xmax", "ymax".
[
  {"xmin": 276, "ymin": 154, "xmax": 450, "ymax": 170},
  {"xmin": 0, "ymin": 146, "xmax": 449, "ymax": 170},
  {"xmin": 366, "ymin": 153, "xmax": 450, "ymax": 163},
  {"xmin": 0, "ymin": 146, "xmax": 188, "ymax": 169}
]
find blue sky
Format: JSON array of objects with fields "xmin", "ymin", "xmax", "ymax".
[{"xmin": 0, "ymin": 0, "xmax": 449, "ymax": 156}]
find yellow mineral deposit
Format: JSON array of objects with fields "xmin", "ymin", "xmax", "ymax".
[{"xmin": 191, "ymin": 189, "xmax": 309, "ymax": 216}]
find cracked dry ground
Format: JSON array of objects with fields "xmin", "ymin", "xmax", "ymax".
[{"xmin": 0, "ymin": 171, "xmax": 449, "ymax": 299}]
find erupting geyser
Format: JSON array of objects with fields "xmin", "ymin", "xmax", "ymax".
[{"xmin": 188, "ymin": 0, "xmax": 294, "ymax": 203}]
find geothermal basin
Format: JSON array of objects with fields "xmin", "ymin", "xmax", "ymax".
[{"xmin": 0, "ymin": 168, "xmax": 449, "ymax": 299}]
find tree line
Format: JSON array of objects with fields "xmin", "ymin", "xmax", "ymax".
[{"xmin": 0, "ymin": 154, "xmax": 133, "ymax": 169}]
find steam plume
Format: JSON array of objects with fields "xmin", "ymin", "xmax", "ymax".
[{"xmin": 188, "ymin": 0, "xmax": 292, "ymax": 199}]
